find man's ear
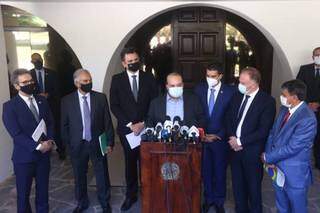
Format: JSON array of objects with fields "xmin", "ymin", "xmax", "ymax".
[
  {"xmin": 122, "ymin": 61, "xmax": 127, "ymax": 68},
  {"xmin": 14, "ymin": 84, "xmax": 20, "ymax": 91}
]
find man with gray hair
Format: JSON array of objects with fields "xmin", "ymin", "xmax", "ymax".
[
  {"xmin": 3, "ymin": 68, "xmax": 55, "ymax": 212},
  {"xmin": 61, "ymin": 69, "xmax": 114, "ymax": 213}
]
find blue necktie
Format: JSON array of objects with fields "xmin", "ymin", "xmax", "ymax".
[
  {"xmin": 208, "ymin": 88, "xmax": 215, "ymax": 116},
  {"xmin": 38, "ymin": 71, "xmax": 44, "ymax": 93},
  {"xmin": 236, "ymin": 95, "xmax": 250, "ymax": 126},
  {"xmin": 82, "ymin": 96, "xmax": 92, "ymax": 141}
]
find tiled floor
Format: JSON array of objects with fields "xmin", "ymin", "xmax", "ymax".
[{"xmin": 0, "ymin": 151, "xmax": 320, "ymax": 213}]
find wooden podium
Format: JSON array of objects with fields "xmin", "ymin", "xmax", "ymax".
[{"xmin": 141, "ymin": 142, "xmax": 202, "ymax": 213}]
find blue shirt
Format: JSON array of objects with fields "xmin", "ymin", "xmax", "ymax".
[{"xmin": 166, "ymin": 94, "xmax": 184, "ymax": 121}]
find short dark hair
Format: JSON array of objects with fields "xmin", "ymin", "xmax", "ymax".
[
  {"xmin": 240, "ymin": 67, "xmax": 261, "ymax": 84},
  {"xmin": 281, "ymin": 79, "xmax": 307, "ymax": 101},
  {"xmin": 10, "ymin": 69, "xmax": 31, "ymax": 85},
  {"xmin": 120, "ymin": 47, "xmax": 139, "ymax": 61},
  {"xmin": 313, "ymin": 47, "xmax": 320, "ymax": 56},
  {"xmin": 206, "ymin": 63, "xmax": 223, "ymax": 74}
]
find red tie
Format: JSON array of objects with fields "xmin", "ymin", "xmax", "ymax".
[{"xmin": 280, "ymin": 111, "xmax": 291, "ymax": 129}]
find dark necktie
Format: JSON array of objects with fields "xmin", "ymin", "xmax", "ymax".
[
  {"xmin": 280, "ymin": 111, "xmax": 291, "ymax": 130},
  {"xmin": 208, "ymin": 88, "xmax": 215, "ymax": 116},
  {"xmin": 38, "ymin": 71, "xmax": 44, "ymax": 93},
  {"xmin": 132, "ymin": 75, "xmax": 138, "ymax": 102},
  {"xmin": 28, "ymin": 97, "xmax": 39, "ymax": 123},
  {"xmin": 82, "ymin": 96, "xmax": 92, "ymax": 141},
  {"xmin": 316, "ymin": 68, "xmax": 320, "ymax": 79},
  {"xmin": 236, "ymin": 95, "xmax": 250, "ymax": 126}
]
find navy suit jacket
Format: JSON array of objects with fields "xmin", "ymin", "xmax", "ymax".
[
  {"xmin": 61, "ymin": 91, "xmax": 114, "ymax": 157},
  {"xmin": 226, "ymin": 90, "xmax": 276, "ymax": 158},
  {"xmin": 265, "ymin": 103, "xmax": 317, "ymax": 188},
  {"xmin": 194, "ymin": 82, "xmax": 236, "ymax": 140},
  {"xmin": 2, "ymin": 95, "xmax": 54, "ymax": 163}
]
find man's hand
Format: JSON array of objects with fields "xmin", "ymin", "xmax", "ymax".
[
  {"xmin": 308, "ymin": 102, "xmax": 320, "ymax": 112},
  {"xmin": 203, "ymin": 134, "xmax": 221, "ymax": 142},
  {"xmin": 39, "ymin": 93, "xmax": 49, "ymax": 98},
  {"xmin": 261, "ymin": 152, "xmax": 266, "ymax": 164},
  {"xmin": 105, "ymin": 146, "xmax": 113, "ymax": 154},
  {"xmin": 130, "ymin": 122, "xmax": 145, "ymax": 135},
  {"xmin": 38, "ymin": 140, "xmax": 54, "ymax": 153},
  {"xmin": 228, "ymin": 136, "xmax": 243, "ymax": 151}
]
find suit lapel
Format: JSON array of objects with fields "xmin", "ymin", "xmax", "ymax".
[
  {"xmin": 160, "ymin": 95, "xmax": 167, "ymax": 121},
  {"xmin": 34, "ymin": 96, "xmax": 44, "ymax": 121},
  {"xmin": 137, "ymin": 71, "xmax": 145, "ymax": 103},
  {"xmin": 90, "ymin": 92, "xmax": 96, "ymax": 122},
  {"xmin": 243, "ymin": 90, "xmax": 261, "ymax": 120},
  {"xmin": 123, "ymin": 71, "xmax": 137, "ymax": 103},
  {"xmin": 211, "ymin": 85, "xmax": 224, "ymax": 119},
  {"xmin": 16, "ymin": 95, "xmax": 38, "ymax": 124},
  {"xmin": 73, "ymin": 92, "xmax": 83, "ymax": 129}
]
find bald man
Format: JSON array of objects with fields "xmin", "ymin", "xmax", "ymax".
[{"xmin": 30, "ymin": 53, "xmax": 65, "ymax": 159}]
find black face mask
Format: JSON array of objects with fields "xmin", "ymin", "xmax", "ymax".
[
  {"xmin": 34, "ymin": 60, "xmax": 43, "ymax": 70},
  {"xmin": 127, "ymin": 61, "xmax": 141, "ymax": 72},
  {"xmin": 20, "ymin": 83, "xmax": 36, "ymax": 95},
  {"xmin": 80, "ymin": 82, "xmax": 92, "ymax": 93}
]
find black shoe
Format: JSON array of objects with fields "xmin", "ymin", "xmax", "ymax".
[
  {"xmin": 121, "ymin": 197, "xmax": 137, "ymax": 211},
  {"xmin": 72, "ymin": 206, "xmax": 88, "ymax": 213},
  {"xmin": 102, "ymin": 203, "xmax": 112, "ymax": 213},
  {"xmin": 202, "ymin": 202, "xmax": 213, "ymax": 213},
  {"xmin": 213, "ymin": 204, "xmax": 225, "ymax": 213}
]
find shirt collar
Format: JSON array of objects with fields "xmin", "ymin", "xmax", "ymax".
[
  {"xmin": 35, "ymin": 68, "xmax": 44, "ymax": 73},
  {"xmin": 289, "ymin": 101, "xmax": 304, "ymax": 115},
  {"xmin": 166, "ymin": 93, "xmax": 183, "ymax": 102},
  {"xmin": 126, "ymin": 70, "xmax": 140, "ymax": 78},
  {"xmin": 77, "ymin": 90, "xmax": 90, "ymax": 99},
  {"xmin": 208, "ymin": 81, "xmax": 221, "ymax": 92},
  {"xmin": 247, "ymin": 87, "xmax": 259, "ymax": 98},
  {"xmin": 19, "ymin": 92, "xmax": 34, "ymax": 102}
]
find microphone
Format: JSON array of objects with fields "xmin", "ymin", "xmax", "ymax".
[
  {"xmin": 188, "ymin": 126, "xmax": 200, "ymax": 143},
  {"xmin": 161, "ymin": 129, "xmax": 170, "ymax": 142},
  {"xmin": 163, "ymin": 115, "xmax": 173, "ymax": 134},
  {"xmin": 180, "ymin": 126, "xmax": 189, "ymax": 139},
  {"xmin": 141, "ymin": 127, "xmax": 154, "ymax": 142},
  {"xmin": 172, "ymin": 116, "xmax": 181, "ymax": 132},
  {"xmin": 155, "ymin": 122, "xmax": 163, "ymax": 141}
]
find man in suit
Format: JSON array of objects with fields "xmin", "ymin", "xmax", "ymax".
[
  {"xmin": 30, "ymin": 53, "xmax": 65, "ymax": 160},
  {"xmin": 262, "ymin": 79, "xmax": 317, "ymax": 213},
  {"xmin": 61, "ymin": 69, "xmax": 114, "ymax": 213},
  {"xmin": 194, "ymin": 64, "xmax": 236, "ymax": 213},
  {"xmin": 2, "ymin": 69, "xmax": 54, "ymax": 213},
  {"xmin": 296, "ymin": 47, "xmax": 320, "ymax": 169},
  {"xmin": 110, "ymin": 47, "xmax": 158, "ymax": 211},
  {"xmin": 226, "ymin": 67, "xmax": 276, "ymax": 213},
  {"xmin": 147, "ymin": 72, "xmax": 205, "ymax": 128}
]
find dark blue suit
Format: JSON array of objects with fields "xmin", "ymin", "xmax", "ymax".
[
  {"xmin": 194, "ymin": 82, "xmax": 236, "ymax": 206},
  {"xmin": 226, "ymin": 90, "xmax": 276, "ymax": 213},
  {"xmin": 2, "ymin": 94, "xmax": 54, "ymax": 213},
  {"xmin": 265, "ymin": 103, "xmax": 317, "ymax": 213}
]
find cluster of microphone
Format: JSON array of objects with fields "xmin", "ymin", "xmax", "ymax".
[{"xmin": 141, "ymin": 116, "xmax": 204, "ymax": 144}]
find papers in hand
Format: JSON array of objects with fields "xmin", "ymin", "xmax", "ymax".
[
  {"xmin": 264, "ymin": 164, "xmax": 285, "ymax": 187},
  {"xmin": 32, "ymin": 119, "xmax": 47, "ymax": 143},
  {"xmin": 126, "ymin": 130, "xmax": 144, "ymax": 150},
  {"xmin": 99, "ymin": 132, "xmax": 108, "ymax": 156}
]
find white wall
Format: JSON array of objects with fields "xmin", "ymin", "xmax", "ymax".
[
  {"xmin": 0, "ymin": 0, "xmax": 319, "ymax": 181},
  {"xmin": 0, "ymin": 8, "xmax": 13, "ymax": 182}
]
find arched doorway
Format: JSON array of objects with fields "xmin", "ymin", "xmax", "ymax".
[{"xmin": 124, "ymin": 6, "xmax": 273, "ymax": 93}]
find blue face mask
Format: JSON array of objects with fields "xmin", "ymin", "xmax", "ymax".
[{"xmin": 238, "ymin": 83, "xmax": 247, "ymax": 94}]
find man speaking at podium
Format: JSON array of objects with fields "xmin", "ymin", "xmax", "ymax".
[{"xmin": 147, "ymin": 72, "xmax": 205, "ymax": 130}]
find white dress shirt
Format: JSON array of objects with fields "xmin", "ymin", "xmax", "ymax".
[
  {"xmin": 236, "ymin": 88, "xmax": 260, "ymax": 146},
  {"xmin": 19, "ymin": 93, "xmax": 41, "ymax": 150},
  {"xmin": 78, "ymin": 90, "xmax": 91, "ymax": 139},
  {"xmin": 288, "ymin": 101, "xmax": 304, "ymax": 119},
  {"xmin": 207, "ymin": 82, "xmax": 221, "ymax": 105},
  {"xmin": 126, "ymin": 70, "xmax": 139, "ymax": 91},
  {"xmin": 35, "ymin": 68, "xmax": 45, "ymax": 91}
]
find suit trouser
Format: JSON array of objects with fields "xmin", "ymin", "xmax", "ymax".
[
  {"xmin": 119, "ymin": 135, "xmax": 140, "ymax": 198},
  {"xmin": 273, "ymin": 183, "xmax": 308, "ymax": 213},
  {"xmin": 70, "ymin": 141, "xmax": 111, "ymax": 209},
  {"xmin": 202, "ymin": 141, "xmax": 228, "ymax": 206},
  {"xmin": 14, "ymin": 157, "xmax": 50, "ymax": 213},
  {"xmin": 231, "ymin": 153, "xmax": 263, "ymax": 213}
]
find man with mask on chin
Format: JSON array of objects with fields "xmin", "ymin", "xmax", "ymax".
[
  {"xmin": 61, "ymin": 69, "xmax": 114, "ymax": 213},
  {"xmin": 2, "ymin": 69, "xmax": 54, "ymax": 212},
  {"xmin": 194, "ymin": 64, "xmax": 236, "ymax": 213},
  {"xmin": 147, "ymin": 72, "xmax": 205, "ymax": 131},
  {"xmin": 297, "ymin": 47, "xmax": 320, "ymax": 169},
  {"xmin": 262, "ymin": 79, "xmax": 316, "ymax": 213},
  {"xmin": 30, "ymin": 53, "xmax": 65, "ymax": 160},
  {"xmin": 225, "ymin": 67, "xmax": 276, "ymax": 213},
  {"xmin": 110, "ymin": 47, "xmax": 158, "ymax": 211}
]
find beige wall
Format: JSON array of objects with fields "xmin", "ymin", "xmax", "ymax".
[{"xmin": 0, "ymin": 8, "xmax": 13, "ymax": 182}]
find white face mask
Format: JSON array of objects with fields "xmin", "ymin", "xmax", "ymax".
[
  {"xmin": 314, "ymin": 56, "xmax": 320, "ymax": 65},
  {"xmin": 168, "ymin": 86, "xmax": 183, "ymax": 98},
  {"xmin": 280, "ymin": 95, "xmax": 291, "ymax": 108},
  {"xmin": 206, "ymin": 77, "xmax": 219, "ymax": 88},
  {"xmin": 238, "ymin": 83, "xmax": 247, "ymax": 94}
]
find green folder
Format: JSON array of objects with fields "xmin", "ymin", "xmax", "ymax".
[{"xmin": 99, "ymin": 132, "xmax": 108, "ymax": 156}]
